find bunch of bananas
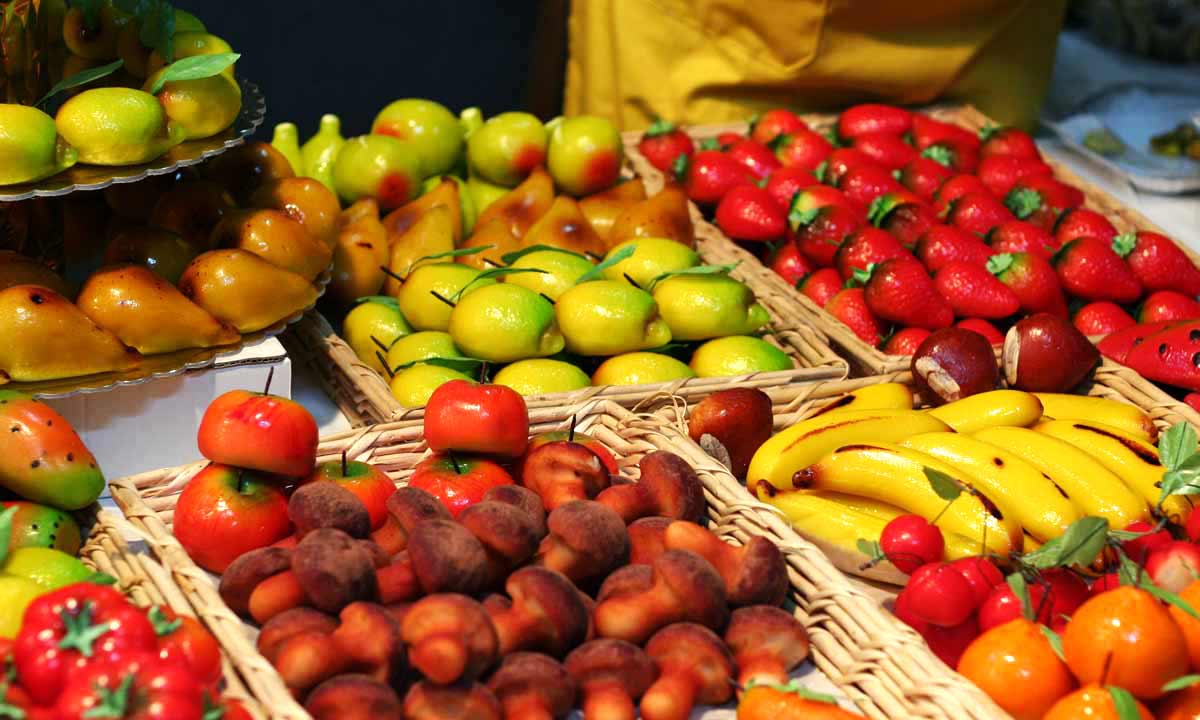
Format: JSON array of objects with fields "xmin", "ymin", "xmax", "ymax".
[{"xmin": 749, "ymin": 383, "xmax": 1179, "ymax": 581}]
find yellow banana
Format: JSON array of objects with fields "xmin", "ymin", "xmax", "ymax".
[
  {"xmin": 747, "ymin": 409, "xmax": 951, "ymax": 492},
  {"xmin": 900, "ymin": 431, "xmax": 1082, "ymax": 542},
  {"xmin": 821, "ymin": 492, "xmax": 914, "ymax": 521},
  {"xmin": 788, "ymin": 442, "xmax": 1021, "ymax": 556},
  {"xmin": 1024, "ymin": 534, "xmax": 1042, "ymax": 554},
  {"xmin": 925, "ymin": 389, "xmax": 1043, "ymax": 433},
  {"xmin": 973, "ymin": 426, "xmax": 1149, "ymax": 530},
  {"xmin": 1034, "ymin": 393, "xmax": 1156, "ymax": 442},
  {"xmin": 810, "ymin": 382, "xmax": 914, "ymax": 418},
  {"xmin": 1034, "ymin": 419, "xmax": 1192, "ymax": 522}
]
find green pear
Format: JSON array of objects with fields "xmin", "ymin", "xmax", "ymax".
[
  {"xmin": 555, "ymin": 280, "xmax": 671, "ymax": 356},
  {"xmin": 449, "ymin": 284, "xmax": 564, "ymax": 363},
  {"xmin": 372, "ymin": 99, "xmax": 464, "ymax": 178},
  {"xmin": 397, "ymin": 263, "xmax": 494, "ymax": 331},
  {"xmin": 690, "ymin": 336, "xmax": 793, "ymax": 377},
  {"xmin": 505, "ymin": 248, "xmax": 595, "ymax": 301},
  {"xmin": 493, "ymin": 359, "xmax": 590, "ymax": 396},
  {"xmin": 652, "ymin": 273, "xmax": 769, "ymax": 341},
  {"xmin": 300, "ymin": 114, "xmax": 346, "ymax": 193},
  {"xmin": 602, "ymin": 237, "xmax": 699, "ymax": 289},
  {"xmin": 467, "ymin": 112, "xmax": 547, "ymax": 187}
]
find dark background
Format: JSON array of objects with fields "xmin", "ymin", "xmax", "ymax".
[{"xmin": 181, "ymin": 1, "xmax": 569, "ymax": 141}]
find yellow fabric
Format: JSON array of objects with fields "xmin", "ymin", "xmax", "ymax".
[{"xmin": 565, "ymin": 0, "xmax": 1069, "ymax": 132}]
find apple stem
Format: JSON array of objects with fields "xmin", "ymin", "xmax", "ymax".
[
  {"xmin": 449, "ymin": 453, "xmax": 463, "ymax": 474},
  {"xmin": 568, "ymin": 414, "xmax": 577, "ymax": 442},
  {"xmin": 236, "ymin": 469, "xmax": 247, "ymax": 494},
  {"xmin": 623, "ymin": 273, "xmax": 643, "ymax": 290},
  {"xmin": 539, "ymin": 292, "xmax": 556, "ymax": 305},
  {"xmin": 430, "ymin": 290, "xmax": 457, "ymax": 308},
  {"xmin": 380, "ymin": 266, "xmax": 406, "ymax": 283},
  {"xmin": 479, "ymin": 361, "xmax": 489, "ymax": 383},
  {"xmin": 342, "ymin": 449, "xmax": 348, "ymax": 476},
  {"xmin": 370, "ymin": 335, "xmax": 390, "ymax": 353},
  {"xmin": 263, "ymin": 367, "xmax": 275, "ymax": 396},
  {"xmin": 376, "ymin": 351, "xmax": 395, "ymax": 378}
]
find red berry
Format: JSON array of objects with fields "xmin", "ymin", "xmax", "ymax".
[
  {"xmin": 1042, "ymin": 568, "xmax": 1089, "ymax": 632},
  {"xmin": 883, "ymin": 327, "xmax": 932, "ymax": 356},
  {"xmin": 1121, "ymin": 519, "xmax": 1172, "ymax": 563},
  {"xmin": 880, "ymin": 515, "xmax": 945, "ymax": 574},
  {"xmin": 949, "ymin": 556, "xmax": 1004, "ymax": 608},
  {"xmin": 978, "ymin": 582, "xmax": 1049, "ymax": 631},
  {"xmin": 1145, "ymin": 540, "xmax": 1200, "ymax": 593},
  {"xmin": 905, "ymin": 562, "xmax": 976, "ymax": 627},
  {"xmin": 1089, "ymin": 571, "xmax": 1121, "ymax": 598},
  {"xmin": 893, "ymin": 587, "xmax": 931, "ymax": 633},
  {"xmin": 923, "ymin": 615, "xmax": 980, "ymax": 668}
]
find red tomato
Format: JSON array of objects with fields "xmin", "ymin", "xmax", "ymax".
[
  {"xmin": 424, "ymin": 381, "xmax": 530, "ymax": 458},
  {"xmin": 56, "ymin": 651, "xmax": 204, "ymax": 720},
  {"xmin": 408, "ymin": 453, "xmax": 514, "ymax": 518},
  {"xmin": 151, "ymin": 607, "xmax": 222, "ymax": 690}
]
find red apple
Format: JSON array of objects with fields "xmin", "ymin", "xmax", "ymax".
[
  {"xmin": 408, "ymin": 452, "xmax": 514, "ymax": 518},
  {"xmin": 307, "ymin": 457, "xmax": 396, "ymax": 529},
  {"xmin": 173, "ymin": 463, "xmax": 292, "ymax": 573},
  {"xmin": 687, "ymin": 388, "xmax": 773, "ymax": 479},
  {"xmin": 424, "ymin": 381, "xmax": 529, "ymax": 458},
  {"xmin": 523, "ymin": 430, "xmax": 618, "ymax": 476},
  {"xmin": 1146, "ymin": 541, "xmax": 1200, "ymax": 593},
  {"xmin": 198, "ymin": 389, "xmax": 318, "ymax": 477}
]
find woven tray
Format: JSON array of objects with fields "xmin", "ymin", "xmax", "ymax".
[
  {"xmin": 282, "ymin": 306, "xmax": 848, "ymax": 427},
  {"xmin": 79, "ymin": 508, "xmax": 266, "ymax": 719},
  {"xmin": 622, "ymin": 105, "xmax": 1199, "ymax": 377},
  {"xmin": 106, "ymin": 399, "xmax": 1002, "ymax": 720}
]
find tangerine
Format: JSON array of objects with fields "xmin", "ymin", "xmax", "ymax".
[
  {"xmin": 957, "ymin": 618, "xmax": 1074, "ymax": 720},
  {"xmin": 1157, "ymin": 683, "xmax": 1200, "ymax": 719},
  {"xmin": 1169, "ymin": 579, "xmax": 1200, "ymax": 671},
  {"xmin": 1063, "ymin": 585, "xmax": 1188, "ymax": 700},
  {"xmin": 1043, "ymin": 685, "xmax": 1152, "ymax": 720}
]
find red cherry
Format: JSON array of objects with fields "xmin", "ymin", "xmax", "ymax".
[
  {"xmin": 949, "ymin": 556, "xmax": 1004, "ymax": 608},
  {"xmin": 1088, "ymin": 571, "xmax": 1121, "ymax": 598},
  {"xmin": 1042, "ymin": 568, "xmax": 1088, "ymax": 632},
  {"xmin": 904, "ymin": 562, "xmax": 976, "ymax": 627},
  {"xmin": 892, "ymin": 586, "xmax": 930, "ymax": 633},
  {"xmin": 978, "ymin": 582, "xmax": 1050, "ymax": 631},
  {"xmin": 1186, "ymin": 510, "xmax": 1200, "ymax": 542},
  {"xmin": 1145, "ymin": 540, "xmax": 1200, "ymax": 593},
  {"xmin": 1121, "ymin": 519, "xmax": 1172, "ymax": 563},
  {"xmin": 880, "ymin": 514, "xmax": 945, "ymax": 574},
  {"xmin": 922, "ymin": 615, "xmax": 980, "ymax": 668}
]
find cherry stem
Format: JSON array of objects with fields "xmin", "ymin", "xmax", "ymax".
[
  {"xmin": 931, "ymin": 496, "xmax": 955, "ymax": 526},
  {"xmin": 430, "ymin": 290, "xmax": 456, "ymax": 308},
  {"xmin": 263, "ymin": 366, "xmax": 274, "ymax": 396}
]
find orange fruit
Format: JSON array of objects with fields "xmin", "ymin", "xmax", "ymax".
[
  {"xmin": 1157, "ymin": 684, "xmax": 1200, "ymax": 720},
  {"xmin": 1170, "ymin": 579, "xmax": 1200, "ymax": 670},
  {"xmin": 957, "ymin": 618, "xmax": 1075, "ymax": 720},
  {"xmin": 1043, "ymin": 685, "xmax": 1152, "ymax": 720},
  {"xmin": 1063, "ymin": 586, "xmax": 1188, "ymax": 700}
]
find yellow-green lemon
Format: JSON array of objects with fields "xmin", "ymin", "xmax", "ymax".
[{"xmin": 493, "ymin": 359, "xmax": 591, "ymax": 396}]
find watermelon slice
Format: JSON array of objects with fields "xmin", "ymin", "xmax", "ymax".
[
  {"xmin": 1097, "ymin": 320, "xmax": 1183, "ymax": 364},
  {"xmin": 1123, "ymin": 319, "xmax": 1200, "ymax": 391}
]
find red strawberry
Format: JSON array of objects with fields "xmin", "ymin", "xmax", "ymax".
[
  {"xmin": 921, "ymin": 141, "xmax": 979, "ymax": 174},
  {"xmin": 826, "ymin": 288, "xmax": 889, "ymax": 345},
  {"xmin": 838, "ymin": 164, "xmax": 903, "ymax": 207},
  {"xmin": 979, "ymin": 125, "xmax": 1041, "ymax": 160},
  {"xmin": 987, "ymin": 220, "xmax": 1060, "ymax": 260},
  {"xmin": 989, "ymin": 252, "xmax": 1069, "ymax": 317},
  {"xmin": 1138, "ymin": 290, "xmax": 1200, "ymax": 324},
  {"xmin": 790, "ymin": 202, "xmax": 863, "ymax": 267},
  {"xmin": 819, "ymin": 148, "xmax": 878, "ymax": 185},
  {"xmin": 1112, "ymin": 231, "xmax": 1200, "ymax": 296},
  {"xmin": 835, "ymin": 227, "xmax": 911, "ymax": 280},
  {"xmin": 727, "ymin": 138, "xmax": 781, "ymax": 180},
  {"xmin": 863, "ymin": 257, "xmax": 954, "ymax": 330},
  {"xmin": 955, "ymin": 318, "xmax": 1004, "ymax": 345},
  {"xmin": 1054, "ymin": 207, "xmax": 1117, "ymax": 245},
  {"xmin": 1124, "ymin": 320, "xmax": 1200, "ymax": 391},
  {"xmin": 1097, "ymin": 320, "xmax": 1181, "ymax": 363},
  {"xmin": 933, "ymin": 174, "xmax": 990, "ymax": 217},
  {"xmin": 637, "ymin": 119, "xmax": 695, "ymax": 173},
  {"xmin": 789, "ymin": 184, "xmax": 862, "ymax": 217},
  {"xmin": 898, "ymin": 157, "xmax": 953, "ymax": 201},
  {"xmin": 771, "ymin": 130, "xmax": 832, "ymax": 172},
  {"xmin": 912, "ymin": 115, "xmax": 980, "ymax": 151},
  {"xmin": 838, "ymin": 104, "xmax": 912, "ymax": 140},
  {"xmin": 764, "ymin": 165, "xmax": 817, "ymax": 213},
  {"xmin": 1004, "ymin": 176, "xmax": 1084, "ymax": 230},
  {"xmin": 934, "ymin": 261, "xmax": 1020, "ymax": 318},
  {"xmin": 947, "ymin": 192, "xmax": 1013, "ymax": 236},
  {"xmin": 1073, "ymin": 301, "xmax": 1136, "ymax": 336},
  {"xmin": 868, "ymin": 191, "xmax": 938, "ymax": 248},
  {"xmin": 1054, "ymin": 236, "xmax": 1143, "ymax": 303},
  {"xmin": 716, "ymin": 184, "xmax": 786, "ymax": 241},
  {"xmin": 768, "ymin": 240, "xmax": 815, "ymax": 286},
  {"xmin": 915, "ymin": 225, "xmax": 993, "ymax": 272},
  {"xmin": 680, "ymin": 150, "xmax": 754, "ymax": 204},
  {"xmin": 977, "ymin": 154, "xmax": 1052, "ymax": 197},
  {"xmin": 1186, "ymin": 393, "xmax": 1200, "ymax": 414},
  {"xmin": 716, "ymin": 131, "xmax": 744, "ymax": 148},
  {"xmin": 852, "ymin": 132, "xmax": 917, "ymax": 170},
  {"xmin": 750, "ymin": 108, "xmax": 807, "ymax": 145},
  {"xmin": 798, "ymin": 268, "xmax": 843, "ymax": 307},
  {"xmin": 884, "ymin": 327, "xmax": 932, "ymax": 355}
]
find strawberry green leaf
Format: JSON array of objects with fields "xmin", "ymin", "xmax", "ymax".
[
  {"xmin": 813, "ymin": 161, "xmax": 829, "ymax": 184},
  {"xmin": 1163, "ymin": 675, "xmax": 1200, "ymax": 693},
  {"xmin": 645, "ymin": 118, "xmax": 675, "ymax": 137},
  {"xmin": 923, "ymin": 467, "xmax": 963, "ymax": 501},
  {"xmin": 821, "ymin": 127, "xmax": 841, "ymax": 147},
  {"xmin": 1020, "ymin": 516, "xmax": 1108, "ymax": 569},
  {"xmin": 920, "ymin": 144, "xmax": 953, "ymax": 168},
  {"xmin": 1039, "ymin": 625, "xmax": 1065, "ymax": 661},
  {"xmin": 787, "ymin": 206, "xmax": 819, "ymax": 232},
  {"xmin": 767, "ymin": 133, "xmax": 792, "ymax": 153},
  {"xmin": 699, "ymin": 137, "xmax": 720, "ymax": 151},
  {"xmin": 36, "ymin": 59, "xmax": 124, "ymax": 108},
  {"xmin": 499, "ymin": 244, "xmax": 590, "ymax": 266},
  {"xmin": 1004, "ymin": 188, "xmax": 1042, "ymax": 220},
  {"xmin": 352, "ymin": 295, "xmax": 400, "ymax": 309},
  {"xmin": 978, "ymin": 124, "xmax": 1000, "ymax": 142},
  {"xmin": 849, "ymin": 264, "xmax": 875, "ymax": 288},
  {"xmin": 0, "ymin": 506, "xmax": 14, "ymax": 567},
  {"xmin": 1007, "ymin": 572, "xmax": 1033, "ymax": 622},
  {"xmin": 575, "ymin": 244, "xmax": 636, "ymax": 284},
  {"xmin": 1111, "ymin": 233, "xmax": 1138, "ymax": 258},
  {"xmin": 671, "ymin": 153, "xmax": 690, "ymax": 181},
  {"xmin": 866, "ymin": 195, "xmax": 893, "ymax": 227},
  {"xmin": 985, "ymin": 253, "xmax": 1014, "ymax": 276},
  {"xmin": 150, "ymin": 53, "xmax": 240, "ymax": 94}
]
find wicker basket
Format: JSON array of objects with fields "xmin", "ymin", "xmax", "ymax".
[
  {"xmin": 282, "ymin": 305, "xmax": 848, "ymax": 427},
  {"xmin": 106, "ymin": 399, "xmax": 1004, "ymax": 720},
  {"xmin": 78, "ymin": 508, "xmax": 266, "ymax": 719},
  {"xmin": 623, "ymin": 105, "xmax": 1199, "ymax": 377}
]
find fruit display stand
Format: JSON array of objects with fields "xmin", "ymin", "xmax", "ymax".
[
  {"xmin": 103, "ymin": 399, "xmax": 1001, "ymax": 719},
  {"xmin": 622, "ymin": 106, "xmax": 1200, "ymax": 378}
]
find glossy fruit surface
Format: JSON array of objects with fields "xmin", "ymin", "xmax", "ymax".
[
  {"xmin": 424, "ymin": 380, "xmax": 529, "ymax": 457},
  {"xmin": 903, "ymin": 562, "xmax": 975, "ymax": 626},
  {"xmin": 547, "ymin": 115, "xmax": 623, "ymax": 196},
  {"xmin": 408, "ymin": 453, "xmax": 514, "ymax": 518},
  {"xmin": 371, "ymin": 99, "xmax": 464, "ymax": 177},
  {"xmin": 307, "ymin": 460, "xmax": 396, "ymax": 530},
  {"xmin": 332, "ymin": 135, "xmax": 422, "ymax": 209},
  {"xmin": 197, "ymin": 390, "xmax": 318, "ymax": 477},
  {"xmin": 173, "ymin": 463, "xmax": 291, "ymax": 573},
  {"xmin": 957, "ymin": 618, "xmax": 1074, "ymax": 720},
  {"xmin": 880, "ymin": 515, "xmax": 944, "ymax": 574}
]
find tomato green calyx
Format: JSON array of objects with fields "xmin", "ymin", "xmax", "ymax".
[
  {"xmin": 58, "ymin": 603, "xmax": 111, "ymax": 657},
  {"xmin": 83, "ymin": 674, "xmax": 134, "ymax": 718},
  {"xmin": 148, "ymin": 606, "xmax": 182, "ymax": 637},
  {"xmin": 0, "ymin": 682, "xmax": 26, "ymax": 720},
  {"xmin": 202, "ymin": 694, "xmax": 225, "ymax": 720}
]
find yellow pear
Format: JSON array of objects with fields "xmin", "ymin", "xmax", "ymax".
[
  {"xmin": 179, "ymin": 250, "xmax": 317, "ymax": 333},
  {"xmin": 0, "ymin": 252, "xmax": 72, "ymax": 297},
  {"xmin": 211, "ymin": 209, "xmax": 332, "ymax": 281},
  {"xmin": 330, "ymin": 199, "xmax": 389, "ymax": 304},
  {"xmin": 0, "ymin": 285, "xmax": 139, "ymax": 383},
  {"xmin": 383, "ymin": 205, "xmax": 456, "ymax": 297},
  {"xmin": 77, "ymin": 265, "xmax": 239, "ymax": 354},
  {"xmin": 579, "ymin": 178, "xmax": 647, "ymax": 244},
  {"xmin": 474, "ymin": 166, "xmax": 554, "ymax": 239},
  {"xmin": 457, "ymin": 218, "xmax": 520, "ymax": 272},
  {"xmin": 521, "ymin": 195, "xmax": 607, "ymax": 259},
  {"xmin": 608, "ymin": 185, "xmax": 695, "ymax": 249},
  {"xmin": 381, "ymin": 178, "xmax": 464, "ymax": 247}
]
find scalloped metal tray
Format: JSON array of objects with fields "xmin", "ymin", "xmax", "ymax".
[
  {"xmin": 0, "ymin": 77, "xmax": 266, "ymax": 202},
  {"xmin": 9, "ymin": 265, "xmax": 329, "ymax": 400}
]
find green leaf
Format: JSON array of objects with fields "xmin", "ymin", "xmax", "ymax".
[
  {"xmin": 36, "ymin": 59, "xmax": 124, "ymax": 107},
  {"xmin": 923, "ymin": 467, "xmax": 962, "ymax": 501},
  {"xmin": 648, "ymin": 263, "xmax": 738, "ymax": 290},
  {"xmin": 392, "ymin": 357, "xmax": 486, "ymax": 375},
  {"xmin": 849, "ymin": 264, "xmax": 875, "ymax": 288},
  {"xmin": 856, "ymin": 538, "xmax": 884, "ymax": 561},
  {"xmin": 1163, "ymin": 674, "xmax": 1200, "ymax": 693},
  {"xmin": 866, "ymin": 195, "xmax": 890, "ymax": 226},
  {"xmin": 787, "ymin": 206, "xmax": 819, "ymax": 232},
  {"xmin": 1004, "ymin": 188, "xmax": 1042, "ymax": 220},
  {"xmin": 1160, "ymin": 422, "xmax": 1198, "ymax": 472},
  {"xmin": 575, "ymin": 244, "xmax": 636, "ymax": 284},
  {"xmin": 920, "ymin": 144, "xmax": 953, "ymax": 167},
  {"xmin": 150, "ymin": 53, "xmax": 240, "ymax": 94},
  {"xmin": 1039, "ymin": 625, "xmax": 1065, "ymax": 661},
  {"xmin": 1007, "ymin": 572, "xmax": 1033, "ymax": 621},
  {"xmin": 352, "ymin": 295, "xmax": 400, "ymax": 309},
  {"xmin": 671, "ymin": 153, "xmax": 690, "ymax": 181},
  {"xmin": 978, "ymin": 124, "xmax": 1000, "ymax": 142},
  {"xmin": 139, "ymin": 0, "xmax": 175, "ymax": 64},
  {"xmin": 1107, "ymin": 686, "xmax": 1142, "ymax": 720},
  {"xmin": 699, "ymin": 137, "xmax": 720, "ymax": 151},
  {"xmin": 0, "ymin": 506, "xmax": 14, "ymax": 567},
  {"xmin": 407, "ymin": 245, "xmax": 493, "ymax": 273},
  {"xmin": 452, "ymin": 268, "xmax": 548, "ymax": 301},
  {"xmin": 813, "ymin": 161, "xmax": 829, "ymax": 183},
  {"xmin": 1020, "ymin": 516, "xmax": 1108, "ymax": 569},
  {"xmin": 500, "ymin": 244, "xmax": 589, "ymax": 266}
]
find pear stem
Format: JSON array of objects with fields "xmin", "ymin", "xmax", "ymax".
[
  {"xmin": 263, "ymin": 367, "xmax": 275, "ymax": 396},
  {"xmin": 430, "ymin": 291, "xmax": 457, "ymax": 308},
  {"xmin": 376, "ymin": 351, "xmax": 395, "ymax": 379}
]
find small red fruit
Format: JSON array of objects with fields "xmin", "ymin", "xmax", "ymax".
[
  {"xmin": 764, "ymin": 165, "xmax": 817, "ymax": 212},
  {"xmin": 408, "ymin": 452, "xmax": 515, "ymax": 518},
  {"xmin": 1137, "ymin": 290, "xmax": 1200, "ymax": 324},
  {"xmin": 197, "ymin": 389, "xmax": 318, "ymax": 478},
  {"xmin": 835, "ymin": 227, "xmax": 910, "ymax": 280},
  {"xmin": 1145, "ymin": 541, "xmax": 1200, "ymax": 593},
  {"xmin": 838, "ymin": 104, "xmax": 912, "ymax": 140},
  {"xmin": 933, "ymin": 174, "xmax": 989, "ymax": 217},
  {"xmin": 637, "ymin": 119, "xmax": 694, "ymax": 173},
  {"xmin": 726, "ymin": 138, "xmax": 781, "ymax": 180},
  {"xmin": 864, "ymin": 257, "xmax": 954, "ymax": 330},
  {"xmin": 750, "ymin": 108, "xmax": 807, "ymax": 145},
  {"xmin": 898, "ymin": 156, "xmax": 953, "ymax": 201},
  {"xmin": 716, "ymin": 184, "xmax": 787, "ymax": 241},
  {"xmin": 1054, "ymin": 236, "xmax": 1143, "ymax": 304},
  {"xmin": 978, "ymin": 581, "xmax": 1049, "ymax": 631},
  {"xmin": 977, "ymin": 154, "xmax": 1052, "ymax": 198},
  {"xmin": 1055, "ymin": 207, "xmax": 1117, "ymax": 245},
  {"xmin": 879, "ymin": 514, "xmax": 945, "ymax": 574},
  {"xmin": 852, "ymin": 132, "xmax": 917, "ymax": 170},
  {"xmin": 1089, "ymin": 572, "xmax": 1120, "ymax": 598},
  {"xmin": 954, "ymin": 318, "xmax": 1004, "ymax": 345},
  {"xmin": 819, "ymin": 147, "xmax": 878, "ymax": 186},
  {"xmin": 1073, "ymin": 301, "xmax": 1136, "ymax": 336},
  {"xmin": 1113, "ymin": 231, "xmax": 1200, "ymax": 296},
  {"xmin": 1122, "ymin": 519, "xmax": 1173, "ymax": 563},
  {"xmin": 791, "ymin": 203, "xmax": 864, "ymax": 267},
  {"xmin": 424, "ymin": 380, "xmax": 529, "ymax": 458},
  {"xmin": 797, "ymin": 268, "xmax": 843, "ymax": 307},
  {"xmin": 771, "ymin": 130, "xmax": 832, "ymax": 173},
  {"xmin": 173, "ymin": 463, "xmax": 292, "ymax": 573},
  {"xmin": 837, "ymin": 164, "xmax": 903, "ymax": 207},
  {"xmin": 979, "ymin": 125, "xmax": 1040, "ymax": 160},
  {"xmin": 825, "ymin": 288, "xmax": 888, "ymax": 346},
  {"xmin": 883, "ymin": 327, "xmax": 932, "ymax": 355},
  {"xmin": 949, "ymin": 556, "xmax": 1004, "ymax": 608},
  {"xmin": 923, "ymin": 616, "xmax": 979, "ymax": 668},
  {"xmin": 680, "ymin": 149, "xmax": 755, "ymax": 205},
  {"xmin": 767, "ymin": 240, "xmax": 815, "ymax": 286},
  {"xmin": 915, "ymin": 224, "xmax": 993, "ymax": 272},
  {"xmin": 988, "ymin": 219, "xmax": 1061, "ymax": 260},
  {"xmin": 904, "ymin": 562, "xmax": 977, "ymax": 627},
  {"xmin": 947, "ymin": 192, "xmax": 1013, "ymax": 236},
  {"xmin": 892, "ymin": 586, "xmax": 930, "ymax": 633}
]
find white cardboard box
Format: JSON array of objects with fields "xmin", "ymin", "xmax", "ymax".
[{"xmin": 46, "ymin": 338, "xmax": 291, "ymax": 481}]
